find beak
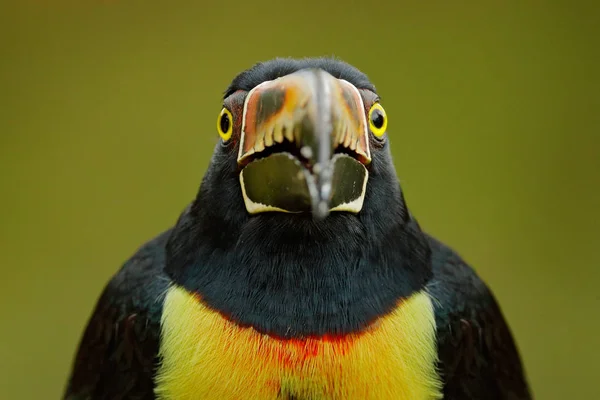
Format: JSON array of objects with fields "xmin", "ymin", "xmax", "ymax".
[{"xmin": 238, "ymin": 68, "xmax": 370, "ymax": 219}]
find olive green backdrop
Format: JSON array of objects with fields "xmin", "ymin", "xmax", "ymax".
[{"xmin": 1, "ymin": 0, "xmax": 598, "ymax": 399}]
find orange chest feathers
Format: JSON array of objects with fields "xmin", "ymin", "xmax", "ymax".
[{"xmin": 155, "ymin": 285, "xmax": 442, "ymax": 400}]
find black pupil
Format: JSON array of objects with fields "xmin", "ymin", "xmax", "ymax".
[
  {"xmin": 220, "ymin": 113, "xmax": 230, "ymax": 133},
  {"xmin": 371, "ymin": 109, "xmax": 385, "ymax": 129}
]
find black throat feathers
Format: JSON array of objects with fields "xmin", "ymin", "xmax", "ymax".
[{"xmin": 164, "ymin": 140, "xmax": 433, "ymax": 339}]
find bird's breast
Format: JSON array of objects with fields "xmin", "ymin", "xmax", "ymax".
[{"xmin": 155, "ymin": 285, "xmax": 442, "ymax": 400}]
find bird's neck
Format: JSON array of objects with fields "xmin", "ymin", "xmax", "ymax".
[{"xmin": 164, "ymin": 153, "xmax": 433, "ymax": 338}]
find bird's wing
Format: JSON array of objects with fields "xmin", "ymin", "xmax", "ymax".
[
  {"xmin": 426, "ymin": 235, "xmax": 532, "ymax": 400},
  {"xmin": 64, "ymin": 230, "xmax": 172, "ymax": 400}
]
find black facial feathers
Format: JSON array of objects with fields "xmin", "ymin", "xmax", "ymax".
[{"xmin": 224, "ymin": 57, "xmax": 377, "ymax": 98}]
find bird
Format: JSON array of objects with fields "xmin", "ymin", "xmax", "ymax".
[{"xmin": 63, "ymin": 57, "xmax": 532, "ymax": 400}]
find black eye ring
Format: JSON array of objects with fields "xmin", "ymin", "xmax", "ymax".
[
  {"xmin": 371, "ymin": 109, "xmax": 385, "ymax": 129},
  {"xmin": 220, "ymin": 113, "xmax": 230, "ymax": 133}
]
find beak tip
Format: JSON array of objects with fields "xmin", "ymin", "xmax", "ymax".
[{"xmin": 312, "ymin": 201, "xmax": 331, "ymax": 221}]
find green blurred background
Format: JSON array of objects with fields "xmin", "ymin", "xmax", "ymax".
[{"xmin": 1, "ymin": 0, "xmax": 598, "ymax": 398}]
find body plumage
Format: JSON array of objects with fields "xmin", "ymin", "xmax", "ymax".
[{"xmin": 64, "ymin": 58, "xmax": 531, "ymax": 400}]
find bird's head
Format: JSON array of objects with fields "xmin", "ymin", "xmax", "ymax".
[
  {"xmin": 168, "ymin": 59, "xmax": 430, "ymax": 337},
  {"xmin": 195, "ymin": 57, "xmax": 406, "ymax": 230}
]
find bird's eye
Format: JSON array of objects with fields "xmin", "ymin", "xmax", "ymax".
[
  {"xmin": 368, "ymin": 103, "xmax": 387, "ymax": 138},
  {"xmin": 217, "ymin": 108, "xmax": 233, "ymax": 141}
]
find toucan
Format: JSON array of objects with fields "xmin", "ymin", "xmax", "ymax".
[{"xmin": 64, "ymin": 57, "xmax": 531, "ymax": 400}]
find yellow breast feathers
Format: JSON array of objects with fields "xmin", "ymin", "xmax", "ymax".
[{"xmin": 155, "ymin": 285, "xmax": 442, "ymax": 400}]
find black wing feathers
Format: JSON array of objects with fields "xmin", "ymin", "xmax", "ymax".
[
  {"xmin": 427, "ymin": 235, "xmax": 532, "ymax": 400},
  {"xmin": 64, "ymin": 230, "xmax": 172, "ymax": 400}
]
